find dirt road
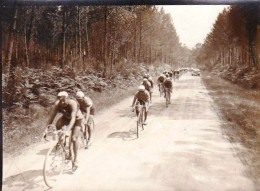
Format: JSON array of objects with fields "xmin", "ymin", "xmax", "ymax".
[{"xmin": 2, "ymin": 73, "xmax": 255, "ymax": 191}]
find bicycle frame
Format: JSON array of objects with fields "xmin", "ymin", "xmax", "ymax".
[
  {"xmin": 165, "ymin": 88, "xmax": 171, "ymax": 108},
  {"xmin": 159, "ymin": 83, "xmax": 163, "ymax": 97},
  {"xmin": 135, "ymin": 102, "xmax": 145, "ymax": 138}
]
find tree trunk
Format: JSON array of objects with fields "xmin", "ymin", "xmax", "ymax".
[
  {"xmin": 61, "ymin": 7, "xmax": 67, "ymax": 68},
  {"xmin": 138, "ymin": 14, "xmax": 142, "ymax": 63},
  {"xmin": 103, "ymin": 6, "xmax": 108, "ymax": 77},
  {"xmin": 24, "ymin": 11, "xmax": 30, "ymax": 67},
  {"xmin": 6, "ymin": 7, "xmax": 18, "ymax": 72},
  {"xmin": 78, "ymin": 6, "xmax": 82, "ymax": 62}
]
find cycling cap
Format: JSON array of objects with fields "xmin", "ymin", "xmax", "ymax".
[
  {"xmin": 148, "ymin": 77, "xmax": 152, "ymax": 81},
  {"xmin": 76, "ymin": 91, "xmax": 85, "ymax": 99},
  {"xmin": 139, "ymin": 85, "xmax": 145, "ymax": 91},
  {"xmin": 58, "ymin": 91, "xmax": 69, "ymax": 98},
  {"xmin": 143, "ymin": 78, "xmax": 148, "ymax": 81}
]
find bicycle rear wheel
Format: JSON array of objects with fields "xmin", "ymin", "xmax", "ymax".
[
  {"xmin": 78, "ymin": 130, "xmax": 85, "ymax": 149},
  {"xmin": 136, "ymin": 112, "xmax": 141, "ymax": 138},
  {"xmin": 43, "ymin": 144, "xmax": 65, "ymax": 188},
  {"xmin": 166, "ymin": 91, "xmax": 169, "ymax": 108},
  {"xmin": 141, "ymin": 106, "xmax": 145, "ymax": 130}
]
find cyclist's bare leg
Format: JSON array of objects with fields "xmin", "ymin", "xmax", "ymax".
[
  {"xmin": 56, "ymin": 116, "xmax": 70, "ymax": 130},
  {"xmin": 144, "ymin": 103, "xmax": 148, "ymax": 122},
  {"xmin": 86, "ymin": 115, "xmax": 94, "ymax": 147},
  {"xmin": 56, "ymin": 116, "xmax": 70, "ymax": 147},
  {"xmin": 71, "ymin": 125, "xmax": 81, "ymax": 169}
]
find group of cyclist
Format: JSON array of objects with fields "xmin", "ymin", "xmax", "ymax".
[
  {"xmin": 131, "ymin": 73, "xmax": 154, "ymax": 125},
  {"xmin": 44, "ymin": 90, "xmax": 95, "ymax": 171},
  {"xmin": 157, "ymin": 70, "xmax": 174, "ymax": 101},
  {"xmin": 44, "ymin": 69, "xmax": 178, "ymax": 172}
]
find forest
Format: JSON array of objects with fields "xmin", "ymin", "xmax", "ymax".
[
  {"xmin": 193, "ymin": 5, "xmax": 260, "ymax": 88},
  {"xmin": 2, "ymin": 5, "xmax": 186, "ymax": 110}
]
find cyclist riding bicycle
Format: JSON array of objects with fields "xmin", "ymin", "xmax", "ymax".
[
  {"xmin": 168, "ymin": 71, "xmax": 173, "ymax": 79},
  {"xmin": 163, "ymin": 76, "xmax": 173, "ymax": 102},
  {"xmin": 45, "ymin": 91, "xmax": 83, "ymax": 171},
  {"xmin": 132, "ymin": 85, "xmax": 150, "ymax": 125},
  {"xmin": 141, "ymin": 78, "xmax": 151, "ymax": 93},
  {"xmin": 75, "ymin": 91, "xmax": 95, "ymax": 149},
  {"xmin": 147, "ymin": 77, "xmax": 154, "ymax": 102}
]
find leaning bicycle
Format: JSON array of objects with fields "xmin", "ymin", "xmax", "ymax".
[
  {"xmin": 42, "ymin": 125, "xmax": 84, "ymax": 188},
  {"xmin": 134, "ymin": 101, "xmax": 146, "ymax": 138}
]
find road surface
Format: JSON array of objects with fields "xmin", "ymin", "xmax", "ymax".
[{"xmin": 2, "ymin": 73, "xmax": 255, "ymax": 191}]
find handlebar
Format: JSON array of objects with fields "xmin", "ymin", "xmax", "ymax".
[{"xmin": 42, "ymin": 125, "xmax": 68, "ymax": 142}]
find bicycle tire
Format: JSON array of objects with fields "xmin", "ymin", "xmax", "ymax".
[
  {"xmin": 141, "ymin": 106, "xmax": 145, "ymax": 130},
  {"xmin": 43, "ymin": 144, "xmax": 65, "ymax": 188},
  {"xmin": 166, "ymin": 90, "xmax": 169, "ymax": 108},
  {"xmin": 136, "ymin": 111, "xmax": 141, "ymax": 138}
]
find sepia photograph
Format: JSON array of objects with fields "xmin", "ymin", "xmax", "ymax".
[{"xmin": 2, "ymin": 1, "xmax": 260, "ymax": 190}]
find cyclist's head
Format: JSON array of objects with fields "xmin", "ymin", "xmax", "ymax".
[
  {"xmin": 76, "ymin": 91, "xmax": 85, "ymax": 100},
  {"xmin": 139, "ymin": 85, "xmax": 145, "ymax": 91},
  {"xmin": 143, "ymin": 73, "xmax": 149, "ymax": 79},
  {"xmin": 148, "ymin": 77, "xmax": 152, "ymax": 81},
  {"xmin": 143, "ymin": 78, "xmax": 148, "ymax": 82},
  {"xmin": 58, "ymin": 91, "xmax": 68, "ymax": 98},
  {"xmin": 58, "ymin": 91, "xmax": 69, "ymax": 105}
]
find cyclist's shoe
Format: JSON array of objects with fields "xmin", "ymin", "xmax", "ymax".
[
  {"xmin": 72, "ymin": 163, "xmax": 78, "ymax": 172},
  {"xmin": 143, "ymin": 120, "xmax": 147, "ymax": 125},
  {"xmin": 65, "ymin": 153, "xmax": 72, "ymax": 160}
]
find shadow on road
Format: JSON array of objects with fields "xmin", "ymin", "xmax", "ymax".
[
  {"xmin": 115, "ymin": 108, "xmax": 135, "ymax": 118},
  {"xmin": 107, "ymin": 128, "xmax": 138, "ymax": 141},
  {"xmin": 36, "ymin": 148, "xmax": 49, "ymax": 156},
  {"xmin": 3, "ymin": 169, "xmax": 44, "ymax": 190}
]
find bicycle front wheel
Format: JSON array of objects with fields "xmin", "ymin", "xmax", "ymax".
[{"xmin": 43, "ymin": 144, "xmax": 65, "ymax": 188}]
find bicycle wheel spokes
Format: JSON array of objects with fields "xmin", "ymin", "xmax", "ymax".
[{"xmin": 43, "ymin": 144, "xmax": 65, "ymax": 188}]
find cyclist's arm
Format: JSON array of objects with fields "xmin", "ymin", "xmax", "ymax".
[
  {"xmin": 67, "ymin": 101, "xmax": 77, "ymax": 131},
  {"xmin": 84, "ymin": 106, "xmax": 91, "ymax": 124},
  {"xmin": 47, "ymin": 101, "xmax": 59, "ymax": 126},
  {"xmin": 132, "ymin": 95, "xmax": 137, "ymax": 107}
]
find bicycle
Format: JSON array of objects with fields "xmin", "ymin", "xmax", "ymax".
[
  {"xmin": 42, "ymin": 125, "xmax": 84, "ymax": 188},
  {"xmin": 158, "ymin": 83, "xmax": 164, "ymax": 97},
  {"xmin": 165, "ymin": 88, "xmax": 171, "ymax": 108},
  {"xmin": 134, "ymin": 101, "xmax": 146, "ymax": 138}
]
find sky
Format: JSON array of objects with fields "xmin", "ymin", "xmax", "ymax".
[{"xmin": 161, "ymin": 5, "xmax": 229, "ymax": 49}]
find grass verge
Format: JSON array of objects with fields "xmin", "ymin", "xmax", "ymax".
[
  {"xmin": 3, "ymin": 80, "xmax": 140, "ymax": 157},
  {"xmin": 201, "ymin": 71, "xmax": 260, "ymax": 188}
]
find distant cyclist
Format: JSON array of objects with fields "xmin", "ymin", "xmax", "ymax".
[
  {"xmin": 141, "ymin": 78, "xmax": 151, "ymax": 93},
  {"xmin": 131, "ymin": 85, "xmax": 150, "ymax": 125},
  {"xmin": 75, "ymin": 91, "xmax": 95, "ymax": 149},
  {"xmin": 157, "ymin": 74, "xmax": 165, "ymax": 95},
  {"xmin": 163, "ymin": 76, "xmax": 173, "ymax": 102},
  {"xmin": 147, "ymin": 77, "xmax": 154, "ymax": 102},
  {"xmin": 168, "ymin": 71, "xmax": 173, "ymax": 79},
  {"xmin": 46, "ymin": 91, "xmax": 83, "ymax": 171}
]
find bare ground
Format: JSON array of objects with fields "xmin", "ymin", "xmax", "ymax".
[{"xmin": 2, "ymin": 73, "xmax": 257, "ymax": 191}]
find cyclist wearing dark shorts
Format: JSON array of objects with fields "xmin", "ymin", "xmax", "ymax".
[
  {"xmin": 141, "ymin": 78, "xmax": 151, "ymax": 93},
  {"xmin": 76, "ymin": 91, "xmax": 95, "ymax": 149},
  {"xmin": 163, "ymin": 76, "xmax": 173, "ymax": 102},
  {"xmin": 131, "ymin": 85, "xmax": 150, "ymax": 125},
  {"xmin": 46, "ymin": 91, "xmax": 83, "ymax": 171}
]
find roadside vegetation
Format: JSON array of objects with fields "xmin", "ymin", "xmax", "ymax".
[
  {"xmin": 201, "ymin": 71, "xmax": 260, "ymax": 189},
  {"xmin": 2, "ymin": 62, "xmax": 169, "ymax": 156},
  {"xmin": 3, "ymin": 5, "xmax": 185, "ymax": 156}
]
